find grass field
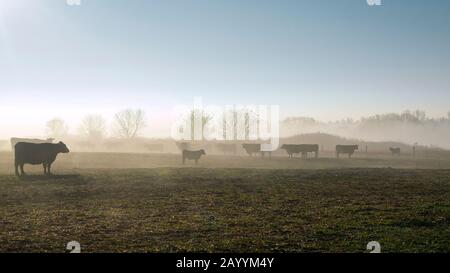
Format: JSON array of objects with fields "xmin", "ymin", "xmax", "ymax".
[{"xmin": 1, "ymin": 152, "xmax": 450, "ymax": 253}]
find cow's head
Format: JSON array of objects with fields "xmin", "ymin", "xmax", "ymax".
[
  {"xmin": 200, "ymin": 149, "xmax": 206, "ymax": 155},
  {"xmin": 58, "ymin": 142, "xmax": 70, "ymax": 153}
]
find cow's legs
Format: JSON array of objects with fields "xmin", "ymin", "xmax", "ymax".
[
  {"xmin": 47, "ymin": 163, "xmax": 53, "ymax": 175},
  {"xmin": 43, "ymin": 163, "xmax": 47, "ymax": 175},
  {"xmin": 15, "ymin": 161, "xmax": 19, "ymax": 176},
  {"xmin": 195, "ymin": 159, "xmax": 198, "ymax": 165},
  {"xmin": 20, "ymin": 164, "xmax": 26, "ymax": 176},
  {"xmin": 336, "ymin": 152, "xmax": 340, "ymax": 159},
  {"xmin": 315, "ymin": 151, "xmax": 318, "ymax": 158}
]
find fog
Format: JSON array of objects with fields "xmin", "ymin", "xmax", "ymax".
[
  {"xmin": 282, "ymin": 111, "xmax": 450, "ymax": 149},
  {"xmin": 1, "ymin": 109, "xmax": 449, "ymax": 152}
]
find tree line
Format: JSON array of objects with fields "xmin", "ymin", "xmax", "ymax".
[{"xmin": 46, "ymin": 109, "xmax": 146, "ymax": 140}]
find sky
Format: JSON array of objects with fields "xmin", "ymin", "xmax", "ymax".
[{"xmin": 0, "ymin": 0, "xmax": 449, "ymax": 138}]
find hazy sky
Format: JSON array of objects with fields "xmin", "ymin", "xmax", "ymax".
[{"xmin": 0, "ymin": 0, "xmax": 449, "ymax": 137}]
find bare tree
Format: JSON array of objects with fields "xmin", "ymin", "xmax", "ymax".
[
  {"xmin": 79, "ymin": 114, "xmax": 107, "ymax": 139},
  {"xmin": 201, "ymin": 112, "xmax": 213, "ymax": 141},
  {"xmin": 243, "ymin": 109, "xmax": 260, "ymax": 140},
  {"xmin": 187, "ymin": 110, "xmax": 213, "ymax": 141},
  {"xmin": 46, "ymin": 118, "xmax": 69, "ymax": 138},
  {"xmin": 447, "ymin": 111, "xmax": 450, "ymax": 120},
  {"xmin": 223, "ymin": 108, "xmax": 258, "ymax": 141},
  {"xmin": 113, "ymin": 109, "xmax": 146, "ymax": 139}
]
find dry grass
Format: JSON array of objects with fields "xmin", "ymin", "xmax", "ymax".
[{"xmin": 1, "ymin": 152, "xmax": 450, "ymax": 253}]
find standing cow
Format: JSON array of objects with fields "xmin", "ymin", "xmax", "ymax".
[
  {"xmin": 336, "ymin": 145, "xmax": 358, "ymax": 158},
  {"xmin": 242, "ymin": 144, "xmax": 262, "ymax": 156},
  {"xmin": 182, "ymin": 149, "xmax": 206, "ymax": 165},
  {"xmin": 14, "ymin": 142, "xmax": 70, "ymax": 176},
  {"xmin": 281, "ymin": 144, "xmax": 319, "ymax": 159},
  {"xmin": 389, "ymin": 147, "xmax": 401, "ymax": 156}
]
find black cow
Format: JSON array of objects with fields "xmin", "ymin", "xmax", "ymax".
[
  {"xmin": 389, "ymin": 147, "xmax": 401, "ymax": 156},
  {"xmin": 182, "ymin": 149, "xmax": 206, "ymax": 165},
  {"xmin": 242, "ymin": 144, "xmax": 272, "ymax": 158},
  {"xmin": 242, "ymin": 144, "xmax": 261, "ymax": 156},
  {"xmin": 336, "ymin": 145, "xmax": 358, "ymax": 158},
  {"xmin": 15, "ymin": 142, "xmax": 70, "ymax": 176},
  {"xmin": 281, "ymin": 144, "xmax": 319, "ymax": 159}
]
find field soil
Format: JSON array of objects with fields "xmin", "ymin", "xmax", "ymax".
[{"xmin": 1, "ymin": 152, "xmax": 449, "ymax": 253}]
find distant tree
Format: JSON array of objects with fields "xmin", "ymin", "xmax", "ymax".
[
  {"xmin": 243, "ymin": 109, "xmax": 260, "ymax": 140},
  {"xmin": 46, "ymin": 118, "xmax": 69, "ymax": 138},
  {"xmin": 113, "ymin": 109, "xmax": 146, "ymax": 139},
  {"xmin": 187, "ymin": 110, "xmax": 213, "ymax": 141},
  {"xmin": 79, "ymin": 114, "xmax": 107, "ymax": 139},
  {"xmin": 233, "ymin": 110, "xmax": 238, "ymax": 141},
  {"xmin": 414, "ymin": 110, "xmax": 427, "ymax": 121},
  {"xmin": 201, "ymin": 112, "xmax": 213, "ymax": 141},
  {"xmin": 222, "ymin": 112, "xmax": 227, "ymax": 140},
  {"xmin": 447, "ymin": 111, "xmax": 450, "ymax": 120}
]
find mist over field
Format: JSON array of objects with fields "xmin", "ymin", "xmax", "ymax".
[
  {"xmin": 1, "ymin": 109, "xmax": 449, "ymax": 152},
  {"xmin": 1, "ymin": 0, "xmax": 450, "ymax": 255},
  {"xmin": 282, "ymin": 111, "xmax": 450, "ymax": 149}
]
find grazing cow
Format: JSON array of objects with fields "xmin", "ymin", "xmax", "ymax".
[
  {"xmin": 336, "ymin": 145, "xmax": 359, "ymax": 158},
  {"xmin": 14, "ymin": 142, "xmax": 70, "ymax": 176},
  {"xmin": 215, "ymin": 143, "xmax": 237, "ymax": 155},
  {"xmin": 389, "ymin": 147, "xmax": 401, "ymax": 156},
  {"xmin": 182, "ymin": 149, "xmax": 206, "ymax": 165},
  {"xmin": 10, "ymin": 138, "xmax": 54, "ymax": 150},
  {"xmin": 281, "ymin": 144, "xmax": 319, "ymax": 159}
]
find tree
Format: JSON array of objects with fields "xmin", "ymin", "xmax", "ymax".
[
  {"xmin": 113, "ymin": 109, "xmax": 146, "ymax": 139},
  {"xmin": 79, "ymin": 114, "xmax": 107, "ymax": 139},
  {"xmin": 447, "ymin": 111, "xmax": 450, "ymax": 120},
  {"xmin": 187, "ymin": 110, "xmax": 213, "ymax": 141},
  {"xmin": 414, "ymin": 110, "xmax": 426, "ymax": 121},
  {"xmin": 46, "ymin": 118, "xmax": 69, "ymax": 138},
  {"xmin": 201, "ymin": 112, "xmax": 213, "ymax": 141}
]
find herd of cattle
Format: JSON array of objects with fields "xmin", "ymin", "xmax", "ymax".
[{"xmin": 9, "ymin": 137, "xmax": 403, "ymax": 176}]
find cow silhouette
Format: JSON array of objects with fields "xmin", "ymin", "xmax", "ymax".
[{"xmin": 14, "ymin": 142, "xmax": 70, "ymax": 176}]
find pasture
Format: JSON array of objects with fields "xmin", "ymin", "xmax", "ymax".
[{"xmin": 1, "ymin": 151, "xmax": 450, "ymax": 253}]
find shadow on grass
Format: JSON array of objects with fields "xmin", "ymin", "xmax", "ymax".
[{"xmin": 18, "ymin": 174, "xmax": 82, "ymax": 182}]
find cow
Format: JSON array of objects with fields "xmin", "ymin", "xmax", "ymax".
[
  {"xmin": 281, "ymin": 144, "xmax": 319, "ymax": 159},
  {"xmin": 215, "ymin": 143, "xmax": 237, "ymax": 155},
  {"xmin": 242, "ymin": 143, "xmax": 271, "ymax": 158},
  {"xmin": 336, "ymin": 145, "xmax": 358, "ymax": 158},
  {"xmin": 182, "ymin": 149, "xmax": 206, "ymax": 165},
  {"xmin": 14, "ymin": 142, "xmax": 70, "ymax": 176},
  {"xmin": 389, "ymin": 147, "xmax": 401, "ymax": 156},
  {"xmin": 10, "ymin": 137, "xmax": 54, "ymax": 150}
]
